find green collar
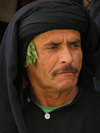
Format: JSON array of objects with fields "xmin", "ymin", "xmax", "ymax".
[{"xmin": 36, "ymin": 101, "xmax": 72, "ymax": 113}]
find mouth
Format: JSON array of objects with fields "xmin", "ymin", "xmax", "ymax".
[
  {"xmin": 52, "ymin": 66, "xmax": 78, "ymax": 77},
  {"xmin": 56, "ymin": 71, "xmax": 76, "ymax": 76}
]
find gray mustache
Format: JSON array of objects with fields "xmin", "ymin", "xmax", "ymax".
[{"xmin": 52, "ymin": 65, "xmax": 78, "ymax": 76}]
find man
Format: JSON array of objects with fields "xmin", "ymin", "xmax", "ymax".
[{"xmin": 0, "ymin": 0, "xmax": 100, "ymax": 133}]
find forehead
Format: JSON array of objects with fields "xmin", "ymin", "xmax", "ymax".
[{"xmin": 34, "ymin": 29, "xmax": 81, "ymax": 45}]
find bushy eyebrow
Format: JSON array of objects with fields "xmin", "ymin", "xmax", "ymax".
[
  {"xmin": 44, "ymin": 39, "xmax": 81, "ymax": 47},
  {"xmin": 69, "ymin": 39, "xmax": 81, "ymax": 45},
  {"xmin": 44, "ymin": 41, "xmax": 61, "ymax": 47}
]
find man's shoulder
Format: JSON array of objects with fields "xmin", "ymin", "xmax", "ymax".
[
  {"xmin": 79, "ymin": 83, "xmax": 100, "ymax": 106},
  {"xmin": 88, "ymin": 88, "xmax": 100, "ymax": 99},
  {"xmin": 91, "ymin": 89, "xmax": 100, "ymax": 103},
  {"xmin": 83, "ymin": 86, "xmax": 100, "ymax": 106}
]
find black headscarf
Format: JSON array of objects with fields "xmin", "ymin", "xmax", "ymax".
[{"xmin": 0, "ymin": 0, "xmax": 100, "ymax": 132}]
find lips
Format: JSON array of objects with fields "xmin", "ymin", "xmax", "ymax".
[{"xmin": 55, "ymin": 70, "xmax": 76, "ymax": 76}]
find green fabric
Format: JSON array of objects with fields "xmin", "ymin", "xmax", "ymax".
[
  {"xmin": 26, "ymin": 40, "xmax": 37, "ymax": 66},
  {"xmin": 36, "ymin": 101, "xmax": 72, "ymax": 113}
]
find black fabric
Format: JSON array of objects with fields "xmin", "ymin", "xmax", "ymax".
[
  {"xmin": 0, "ymin": 0, "xmax": 100, "ymax": 133},
  {"xmin": 18, "ymin": 3, "xmax": 88, "ymax": 42},
  {"xmin": 90, "ymin": 0, "xmax": 100, "ymax": 91},
  {"xmin": 17, "ymin": 0, "xmax": 100, "ymax": 81},
  {"xmin": 18, "ymin": 0, "xmax": 89, "ymax": 80},
  {"xmin": 70, "ymin": 0, "xmax": 83, "ymax": 5},
  {"xmin": 18, "ymin": 0, "xmax": 100, "ymax": 80},
  {"xmin": 22, "ymin": 84, "xmax": 100, "ymax": 133},
  {"xmin": 90, "ymin": 0, "xmax": 100, "ymax": 30}
]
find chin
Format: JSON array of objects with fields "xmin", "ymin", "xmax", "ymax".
[{"xmin": 54, "ymin": 80, "xmax": 77, "ymax": 92}]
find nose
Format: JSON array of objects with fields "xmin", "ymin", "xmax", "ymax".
[{"xmin": 59, "ymin": 46, "xmax": 73, "ymax": 65}]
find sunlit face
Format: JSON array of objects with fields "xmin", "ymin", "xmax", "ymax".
[{"xmin": 26, "ymin": 30, "xmax": 83, "ymax": 92}]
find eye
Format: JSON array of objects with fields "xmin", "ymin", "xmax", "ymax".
[
  {"xmin": 48, "ymin": 46, "xmax": 57, "ymax": 50},
  {"xmin": 71, "ymin": 44, "xmax": 79, "ymax": 48},
  {"xmin": 69, "ymin": 42, "xmax": 81, "ymax": 50}
]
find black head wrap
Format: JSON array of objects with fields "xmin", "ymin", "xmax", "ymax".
[
  {"xmin": 0, "ymin": 0, "xmax": 100, "ymax": 132},
  {"xmin": 17, "ymin": 0, "xmax": 100, "ymax": 80}
]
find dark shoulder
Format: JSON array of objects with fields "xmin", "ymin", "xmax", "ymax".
[{"xmin": 83, "ymin": 85, "xmax": 100, "ymax": 107}]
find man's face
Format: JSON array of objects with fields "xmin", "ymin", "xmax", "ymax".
[{"xmin": 27, "ymin": 30, "xmax": 83, "ymax": 92}]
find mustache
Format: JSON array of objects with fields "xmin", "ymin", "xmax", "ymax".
[{"xmin": 52, "ymin": 65, "xmax": 78, "ymax": 76}]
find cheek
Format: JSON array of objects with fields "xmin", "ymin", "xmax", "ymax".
[
  {"xmin": 77, "ymin": 52, "xmax": 83, "ymax": 70},
  {"xmin": 73, "ymin": 51, "xmax": 83, "ymax": 71},
  {"xmin": 36, "ymin": 52, "xmax": 58, "ymax": 74}
]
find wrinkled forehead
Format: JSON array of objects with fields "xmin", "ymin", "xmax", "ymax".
[{"xmin": 34, "ymin": 29, "xmax": 81, "ymax": 46}]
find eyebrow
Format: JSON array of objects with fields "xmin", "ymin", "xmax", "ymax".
[
  {"xmin": 69, "ymin": 39, "xmax": 81, "ymax": 44},
  {"xmin": 44, "ymin": 41, "xmax": 61, "ymax": 47},
  {"xmin": 44, "ymin": 39, "xmax": 81, "ymax": 47}
]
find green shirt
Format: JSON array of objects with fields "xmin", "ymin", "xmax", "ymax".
[{"xmin": 36, "ymin": 101, "xmax": 72, "ymax": 113}]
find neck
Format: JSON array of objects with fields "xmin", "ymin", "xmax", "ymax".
[{"xmin": 30, "ymin": 85, "xmax": 78, "ymax": 107}]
